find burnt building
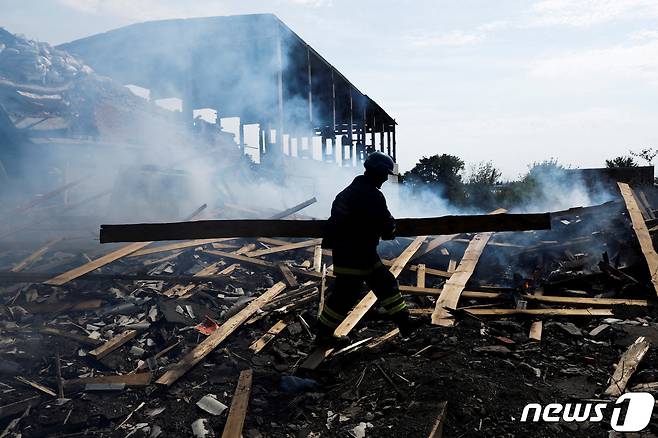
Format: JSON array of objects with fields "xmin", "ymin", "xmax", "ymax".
[{"xmin": 59, "ymin": 14, "xmax": 397, "ymax": 167}]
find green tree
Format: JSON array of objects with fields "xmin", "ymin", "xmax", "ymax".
[
  {"xmin": 402, "ymin": 154, "xmax": 466, "ymax": 204},
  {"xmin": 630, "ymin": 148, "xmax": 657, "ymax": 165},
  {"xmin": 605, "ymin": 156, "xmax": 638, "ymax": 168},
  {"xmin": 464, "ymin": 161, "xmax": 502, "ymax": 210}
]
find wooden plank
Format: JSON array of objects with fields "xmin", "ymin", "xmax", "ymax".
[
  {"xmin": 432, "ymin": 229, "xmax": 497, "ymax": 326},
  {"xmin": 428, "ymin": 401, "xmax": 448, "ymax": 438},
  {"xmin": 163, "ymin": 262, "xmax": 235, "ymax": 297},
  {"xmin": 313, "ymin": 244, "xmax": 322, "ymax": 273},
  {"xmin": 301, "ymin": 236, "xmax": 427, "ymax": 369},
  {"xmin": 447, "ymin": 259, "xmax": 457, "ymax": 274},
  {"xmin": 399, "ymin": 286, "xmax": 502, "ymax": 299},
  {"xmin": 221, "ymin": 369, "xmax": 254, "ymax": 438},
  {"xmin": 0, "ymin": 395, "xmax": 41, "ymax": 420},
  {"xmin": 43, "ymin": 241, "xmax": 150, "ymax": 285},
  {"xmin": 249, "ymin": 320, "xmax": 288, "ymax": 353},
  {"xmin": 417, "ymin": 234, "xmax": 457, "ymax": 259},
  {"xmin": 411, "ymin": 308, "xmax": 614, "ymax": 316},
  {"xmin": 604, "ymin": 336, "xmax": 651, "ymax": 397},
  {"xmin": 11, "ymin": 238, "xmax": 63, "ymax": 272},
  {"xmin": 618, "ymin": 182, "xmax": 658, "ymax": 297},
  {"xmin": 259, "ymin": 237, "xmax": 332, "ymax": 256},
  {"xmin": 278, "ymin": 263, "xmax": 298, "ymax": 288},
  {"xmin": 300, "ymin": 237, "xmax": 427, "ymax": 370},
  {"xmin": 99, "ymin": 213, "xmax": 551, "ymax": 243},
  {"xmin": 88, "ymin": 330, "xmax": 137, "ymax": 360},
  {"xmin": 529, "ymin": 321, "xmax": 543, "ymax": 341},
  {"xmin": 367, "ymin": 328, "xmax": 399, "ymax": 349},
  {"xmin": 128, "ymin": 238, "xmax": 232, "ymax": 257},
  {"xmin": 64, "ymin": 372, "xmax": 153, "ymax": 388},
  {"xmin": 525, "ymin": 295, "xmax": 648, "ymax": 307},
  {"xmin": 269, "ymin": 197, "xmax": 317, "ymax": 219},
  {"xmin": 382, "ymin": 260, "xmax": 451, "ymax": 278},
  {"xmin": 416, "ymin": 264, "xmax": 426, "ymax": 288},
  {"xmin": 245, "ymin": 238, "xmax": 321, "ymax": 258},
  {"xmin": 15, "ymin": 376, "xmax": 57, "ymax": 397},
  {"xmin": 401, "ymin": 286, "xmax": 647, "ymax": 307},
  {"xmin": 335, "ymin": 236, "xmax": 427, "ymax": 337},
  {"xmin": 46, "ymin": 205, "xmax": 208, "ymax": 285},
  {"xmin": 204, "ymin": 249, "xmax": 275, "ymax": 268},
  {"xmin": 156, "ymin": 283, "xmax": 286, "ymax": 387}
]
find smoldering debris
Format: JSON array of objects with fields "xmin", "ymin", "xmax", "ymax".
[{"xmin": 1, "ymin": 183, "xmax": 658, "ymax": 437}]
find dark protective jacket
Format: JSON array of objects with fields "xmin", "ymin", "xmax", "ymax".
[{"xmin": 322, "ymin": 175, "xmax": 396, "ymax": 271}]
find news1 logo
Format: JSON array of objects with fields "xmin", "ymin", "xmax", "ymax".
[{"xmin": 520, "ymin": 392, "xmax": 655, "ymax": 432}]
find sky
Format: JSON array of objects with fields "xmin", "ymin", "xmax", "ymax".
[{"xmin": 3, "ymin": 0, "xmax": 658, "ymax": 179}]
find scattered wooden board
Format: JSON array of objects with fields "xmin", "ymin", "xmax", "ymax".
[
  {"xmin": 89, "ymin": 330, "xmax": 137, "ymax": 360},
  {"xmin": 604, "ymin": 336, "xmax": 651, "ymax": 397},
  {"xmin": 416, "ymin": 264, "xmax": 426, "ymax": 288},
  {"xmin": 367, "ymin": 329, "xmax": 400, "ymax": 349},
  {"xmin": 221, "ymin": 369, "xmax": 253, "ymax": 438},
  {"xmin": 529, "ymin": 321, "xmax": 543, "ymax": 341},
  {"xmin": 11, "ymin": 238, "xmax": 63, "ymax": 272},
  {"xmin": 335, "ymin": 236, "xmax": 427, "ymax": 337},
  {"xmin": 44, "ymin": 242, "xmax": 151, "ymax": 285},
  {"xmin": 428, "ymin": 401, "xmax": 448, "ymax": 438},
  {"xmin": 64, "ymin": 372, "xmax": 153, "ymax": 388},
  {"xmin": 129, "ymin": 238, "xmax": 232, "ymax": 257},
  {"xmin": 156, "ymin": 283, "xmax": 286, "ymax": 387},
  {"xmin": 249, "ymin": 320, "xmax": 288, "ymax": 353},
  {"xmin": 313, "ymin": 244, "xmax": 322, "ymax": 273},
  {"xmin": 0, "ymin": 395, "xmax": 41, "ymax": 420},
  {"xmin": 411, "ymin": 308, "xmax": 614, "ymax": 317},
  {"xmin": 245, "ymin": 238, "xmax": 321, "ymax": 258},
  {"xmin": 278, "ymin": 263, "xmax": 298, "ymax": 287},
  {"xmin": 15, "ymin": 376, "xmax": 56, "ymax": 397},
  {"xmin": 431, "ymin": 209, "xmax": 504, "ymax": 326},
  {"xmin": 618, "ymin": 182, "xmax": 658, "ymax": 297}
]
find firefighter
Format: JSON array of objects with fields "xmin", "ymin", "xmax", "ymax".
[{"xmin": 316, "ymin": 151, "xmax": 422, "ymax": 346}]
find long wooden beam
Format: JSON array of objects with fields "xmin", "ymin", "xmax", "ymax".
[
  {"xmin": 432, "ymin": 230, "xmax": 496, "ymax": 326},
  {"xmin": 99, "ymin": 213, "xmax": 551, "ymax": 243},
  {"xmin": 411, "ymin": 308, "xmax": 614, "ymax": 316},
  {"xmin": 618, "ymin": 182, "xmax": 658, "ymax": 297},
  {"xmin": 221, "ymin": 369, "xmax": 254, "ymax": 438},
  {"xmin": 156, "ymin": 283, "xmax": 285, "ymax": 387}
]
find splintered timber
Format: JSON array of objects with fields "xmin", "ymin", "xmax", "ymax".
[{"xmin": 99, "ymin": 213, "xmax": 552, "ymax": 243}]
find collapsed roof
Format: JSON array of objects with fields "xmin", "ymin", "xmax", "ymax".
[{"xmin": 59, "ymin": 14, "xmax": 398, "ymax": 160}]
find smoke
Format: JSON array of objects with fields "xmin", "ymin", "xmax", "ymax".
[{"xmin": 0, "ymin": 18, "xmax": 618, "ymax": 253}]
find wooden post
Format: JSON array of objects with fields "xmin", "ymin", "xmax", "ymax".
[
  {"xmin": 387, "ymin": 129, "xmax": 391, "ymax": 156},
  {"xmin": 416, "ymin": 264, "xmax": 426, "ymax": 288},
  {"xmin": 618, "ymin": 182, "xmax": 658, "ymax": 297},
  {"xmin": 276, "ymin": 24, "xmax": 285, "ymax": 155},
  {"xmin": 239, "ymin": 119, "xmax": 245, "ymax": 154},
  {"xmin": 392, "ymin": 124, "xmax": 396, "ymax": 162}
]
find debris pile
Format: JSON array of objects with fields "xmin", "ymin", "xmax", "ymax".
[{"xmin": 1, "ymin": 183, "xmax": 658, "ymax": 436}]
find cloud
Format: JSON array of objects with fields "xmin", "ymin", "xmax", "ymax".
[
  {"xmin": 409, "ymin": 20, "xmax": 510, "ymax": 48},
  {"xmin": 630, "ymin": 29, "xmax": 658, "ymax": 40},
  {"xmin": 411, "ymin": 30, "xmax": 484, "ymax": 47},
  {"xmin": 530, "ymin": 39, "xmax": 658, "ymax": 87},
  {"xmin": 57, "ymin": 0, "xmax": 227, "ymax": 21},
  {"xmin": 282, "ymin": 0, "xmax": 332, "ymax": 6},
  {"xmin": 529, "ymin": 0, "xmax": 658, "ymax": 27}
]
